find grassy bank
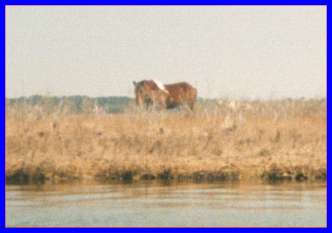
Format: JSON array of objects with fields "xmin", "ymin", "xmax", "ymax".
[{"xmin": 6, "ymin": 98, "xmax": 326, "ymax": 184}]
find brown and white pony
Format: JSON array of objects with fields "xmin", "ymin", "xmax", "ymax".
[{"xmin": 133, "ymin": 80, "xmax": 197, "ymax": 110}]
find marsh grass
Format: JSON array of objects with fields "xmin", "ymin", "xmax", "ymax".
[{"xmin": 6, "ymin": 98, "xmax": 326, "ymax": 184}]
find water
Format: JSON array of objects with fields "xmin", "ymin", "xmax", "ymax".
[{"xmin": 6, "ymin": 182, "xmax": 326, "ymax": 227}]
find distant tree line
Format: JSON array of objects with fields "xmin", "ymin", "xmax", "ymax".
[
  {"xmin": 6, "ymin": 95, "xmax": 133, "ymax": 114},
  {"xmin": 6, "ymin": 95, "xmax": 325, "ymax": 116}
]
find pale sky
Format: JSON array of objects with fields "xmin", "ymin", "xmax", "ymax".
[{"xmin": 6, "ymin": 6, "xmax": 326, "ymax": 99}]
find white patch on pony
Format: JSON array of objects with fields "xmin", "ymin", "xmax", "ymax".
[{"xmin": 153, "ymin": 80, "xmax": 169, "ymax": 94}]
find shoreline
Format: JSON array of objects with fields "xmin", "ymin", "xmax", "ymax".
[
  {"xmin": 5, "ymin": 173, "xmax": 327, "ymax": 186},
  {"xmin": 6, "ymin": 171, "xmax": 326, "ymax": 186}
]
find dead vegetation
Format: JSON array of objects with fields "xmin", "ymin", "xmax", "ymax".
[{"xmin": 6, "ymin": 98, "xmax": 326, "ymax": 184}]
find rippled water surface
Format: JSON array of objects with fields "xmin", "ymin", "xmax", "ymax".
[{"xmin": 6, "ymin": 182, "xmax": 326, "ymax": 227}]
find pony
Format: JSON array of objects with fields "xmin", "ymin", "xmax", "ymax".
[{"xmin": 133, "ymin": 80, "xmax": 197, "ymax": 110}]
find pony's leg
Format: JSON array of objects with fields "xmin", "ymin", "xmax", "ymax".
[
  {"xmin": 189, "ymin": 102, "xmax": 195, "ymax": 111},
  {"xmin": 183, "ymin": 102, "xmax": 195, "ymax": 111}
]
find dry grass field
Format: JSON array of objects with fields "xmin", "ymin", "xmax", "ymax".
[{"xmin": 6, "ymin": 98, "xmax": 326, "ymax": 184}]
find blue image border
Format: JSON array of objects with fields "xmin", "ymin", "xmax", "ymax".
[{"xmin": 0, "ymin": 0, "xmax": 329, "ymax": 231}]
